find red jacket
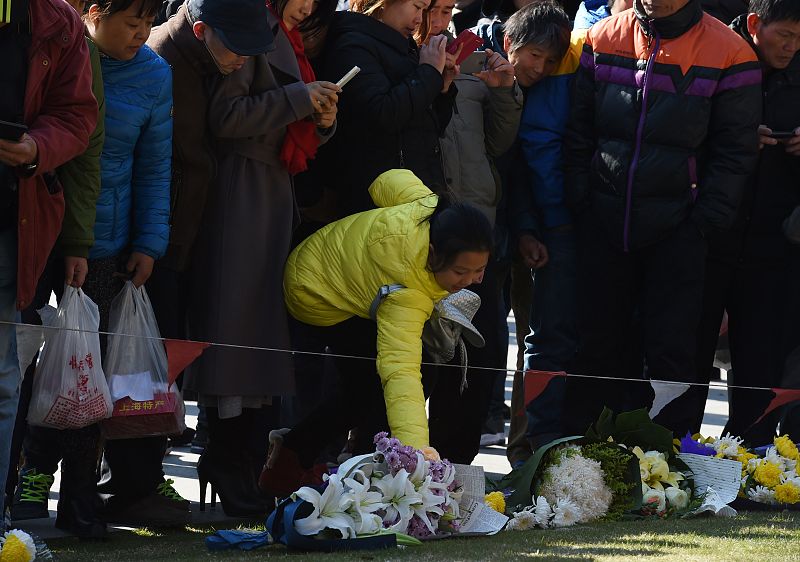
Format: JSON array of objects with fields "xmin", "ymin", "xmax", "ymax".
[{"xmin": 16, "ymin": 0, "xmax": 98, "ymax": 309}]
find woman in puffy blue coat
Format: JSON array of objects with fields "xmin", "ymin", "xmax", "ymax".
[
  {"xmin": 17, "ymin": 0, "xmax": 176, "ymax": 538},
  {"xmin": 85, "ymin": 0, "xmax": 177, "ymax": 528}
]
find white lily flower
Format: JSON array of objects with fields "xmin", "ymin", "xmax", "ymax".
[
  {"xmin": 342, "ymin": 469, "xmax": 388, "ymax": 535},
  {"xmin": 295, "ymin": 473, "xmax": 357, "ymax": 538},
  {"xmin": 373, "ymin": 469, "xmax": 422, "ymax": 532},
  {"xmin": 408, "ymin": 452, "xmax": 430, "ymax": 486},
  {"xmin": 410, "ymin": 475, "xmax": 446, "ymax": 533}
]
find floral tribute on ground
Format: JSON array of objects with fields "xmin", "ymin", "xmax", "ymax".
[
  {"xmin": 680, "ymin": 433, "xmax": 800, "ymax": 507},
  {"xmin": 491, "ymin": 408, "xmax": 701, "ymax": 530},
  {"xmin": 291, "ymin": 432, "xmax": 462, "ymax": 541}
]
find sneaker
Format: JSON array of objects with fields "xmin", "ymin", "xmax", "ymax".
[
  {"xmin": 11, "ymin": 469, "xmax": 54, "ymax": 521},
  {"xmin": 102, "ymin": 479, "xmax": 191, "ymax": 527},
  {"xmin": 479, "ymin": 432, "xmax": 506, "ymax": 447}
]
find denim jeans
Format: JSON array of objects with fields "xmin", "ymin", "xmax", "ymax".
[
  {"xmin": 523, "ymin": 227, "xmax": 577, "ymax": 446},
  {"xmin": 0, "ymin": 227, "xmax": 21, "ymax": 516}
]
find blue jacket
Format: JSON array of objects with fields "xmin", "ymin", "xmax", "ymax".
[
  {"xmin": 91, "ymin": 45, "xmax": 172, "ymax": 260},
  {"xmin": 573, "ymin": 0, "xmax": 611, "ymax": 30}
]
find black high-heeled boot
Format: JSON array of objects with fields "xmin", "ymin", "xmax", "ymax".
[{"xmin": 197, "ymin": 447, "xmax": 270, "ymax": 517}]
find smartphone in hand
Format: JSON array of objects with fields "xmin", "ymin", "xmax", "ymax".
[
  {"xmin": 459, "ymin": 51, "xmax": 488, "ymax": 75},
  {"xmin": 446, "ymin": 29, "xmax": 484, "ymax": 65},
  {"xmin": 0, "ymin": 120, "xmax": 28, "ymax": 142},
  {"xmin": 769, "ymin": 130, "xmax": 797, "ymax": 140}
]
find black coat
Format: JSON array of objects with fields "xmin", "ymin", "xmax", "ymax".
[
  {"xmin": 564, "ymin": 0, "xmax": 762, "ymax": 251},
  {"xmin": 700, "ymin": 0, "xmax": 747, "ymax": 25},
  {"xmin": 319, "ymin": 11, "xmax": 455, "ymax": 217},
  {"xmin": 712, "ymin": 16, "xmax": 800, "ymax": 266}
]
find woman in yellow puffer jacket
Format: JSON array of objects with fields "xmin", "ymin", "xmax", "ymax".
[{"xmin": 261, "ymin": 169, "xmax": 492, "ymax": 496}]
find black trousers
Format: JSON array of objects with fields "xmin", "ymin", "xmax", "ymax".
[
  {"xmin": 428, "ymin": 261, "xmax": 504, "ymax": 464},
  {"xmin": 694, "ymin": 256, "xmax": 800, "ymax": 445},
  {"xmin": 564, "ymin": 219, "xmax": 707, "ymax": 436},
  {"xmin": 283, "ymin": 316, "xmax": 389, "ymax": 467}
]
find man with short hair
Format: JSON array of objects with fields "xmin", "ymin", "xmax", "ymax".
[
  {"xmin": 474, "ymin": 1, "xmax": 571, "ymax": 463},
  {"xmin": 0, "ymin": 0, "xmax": 97, "ymax": 523},
  {"xmin": 145, "ymin": 0, "xmax": 274, "ymax": 514},
  {"xmin": 503, "ymin": 2, "xmax": 588, "ymax": 452},
  {"xmin": 563, "ymin": 0, "xmax": 762, "ymax": 436},
  {"xmin": 694, "ymin": 0, "xmax": 800, "ymax": 443},
  {"xmin": 146, "ymin": 0, "xmax": 273, "ymax": 369}
]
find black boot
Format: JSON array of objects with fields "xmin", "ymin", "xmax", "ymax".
[
  {"xmin": 55, "ymin": 493, "xmax": 107, "ymax": 540},
  {"xmin": 56, "ymin": 426, "xmax": 107, "ymax": 539},
  {"xmin": 197, "ymin": 446, "xmax": 269, "ymax": 517}
]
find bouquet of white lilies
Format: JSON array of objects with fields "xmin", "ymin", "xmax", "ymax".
[{"xmin": 290, "ymin": 433, "xmax": 462, "ymax": 542}]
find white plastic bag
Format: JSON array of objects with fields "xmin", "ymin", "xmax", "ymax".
[
  {"xmin": 28, "ymin": 286, "xmax": 113, "ymax": 429},
  {"xmin": 101, "ymin": 281, "xmax": 185, "ymax": 439}
]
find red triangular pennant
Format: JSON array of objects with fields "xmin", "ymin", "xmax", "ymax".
[
  {"xmin": 521, "ymin": 370, "xmax": 567, "ymax": 416},
  {"xmin": 165, "ymin": 339, "xmax": 210, "ymax": 385},
  {"xmin": 755, "ymin": 388, "xmax": 800, "ymax": 424}
]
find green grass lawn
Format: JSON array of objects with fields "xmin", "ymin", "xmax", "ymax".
[{"xmin": 47, "ymin": 512, "xmax": 800, "ymax": 561}]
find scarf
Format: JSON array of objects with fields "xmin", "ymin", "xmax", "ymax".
[{"xmin": 271, "ymin": 6, "xmax": 319, "ymax": 175}]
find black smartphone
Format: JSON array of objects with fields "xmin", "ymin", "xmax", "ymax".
[
  {"xmin": 0, "ymin": 119, "xmax": 28, "ymax": 141},
  {"xmin": 769, "ymin": 130, "xmax": 797, "ymax": 140}
]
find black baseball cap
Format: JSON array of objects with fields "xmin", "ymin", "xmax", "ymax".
[{"xmin": 187, "ymin": 0, "xmax": 275, "ymax": 56}]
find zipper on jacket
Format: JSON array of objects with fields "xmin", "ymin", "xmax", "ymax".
[
  {"xmin": 688, "ymin": 154, "xmax": 698, "ymax": 203},
  {"xmin": 623, "ymin": 27, "xmax": 661, "ymax": 252}
]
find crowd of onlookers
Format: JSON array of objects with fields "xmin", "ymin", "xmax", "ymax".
[{"xmin": 0, "ymin": 0, "xmax": 798, "ymax": 539}]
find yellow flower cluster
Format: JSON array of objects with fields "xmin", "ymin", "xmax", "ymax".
[
  {"xmin": 774, "ymin": 481, "xmax": 800, "ymax": 504},
  {"xmin": 753, "ymin": 461, "xmax": 783, "ymax": 489},
  {"xmin": 0, "ymin": 534, "xmax": 34, "ymax": 562},
  {"xmin": 633, "ymin": 447, "xmax": 683, "ymax": 491},
  {"xmin": 775, "ymin": 435, "xmax": 800, "ymax": 462},
  {"xmin": 485, "ymin": 492, "xmax": 506, "ymax": 514}
]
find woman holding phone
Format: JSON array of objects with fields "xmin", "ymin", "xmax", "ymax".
[
  {"xmin": 318, "ymin": 0, "xmax": 459, "ymax": 217},
  {"xmin": 186, "ymin": 0, "xmax": 338, "ymax": 516}
]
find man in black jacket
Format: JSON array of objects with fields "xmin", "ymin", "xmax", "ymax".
[
  {"xmin": 562, "ymin": 0, "xmax": 762, "ymax": 436},
  {"xmin": 693, "ymin": 0, "xmax": 800, "ymax": 445}
]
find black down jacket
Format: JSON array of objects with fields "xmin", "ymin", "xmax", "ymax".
[
  {"xmin": 319, "ymin": 11, "xmax": 455, "ymax": 217},
  {"xmin": 564, "ymin": 0, "xmax": 762, "ymax": 251}
]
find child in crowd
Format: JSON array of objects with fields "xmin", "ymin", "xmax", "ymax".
[{"xmin": 260, "ymin": 169, "xmax": 493, "ymax": 497}]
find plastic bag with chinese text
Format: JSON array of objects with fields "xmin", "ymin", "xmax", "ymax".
[
  {"xmin": 101, "ymin": 281, "xmax": 186, "ymax": 439},
  {"xmin": 28, "ymin": 286, "xmax": 113, "ymax": 429}
]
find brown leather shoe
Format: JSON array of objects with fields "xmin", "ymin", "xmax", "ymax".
[{"xmin": 258, "ymin": 430, "xmax": 325, "ymax": 498}]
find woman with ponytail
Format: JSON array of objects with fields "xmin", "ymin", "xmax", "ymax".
[
  {"xmin": 185, "ymin": 0, "xmax": 338, "ymax": 516},
  {"xmin": 260, "ymin": 169, "xmax": 494, "ymax": 498}
]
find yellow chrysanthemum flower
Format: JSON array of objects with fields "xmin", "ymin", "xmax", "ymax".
[
  {"xmin": 774, "ymin": 482, "xmax": 800, "ymax": 504},
  {"xmin": 753, "ymin": 461, "xmax": 782, "ymax": 489},
  {"xmin": 0, "ymin": 532, "xmax": 35, "ymax": 562},
  {"xmin": 485, "ymin": 491, "xmax": 506, "ymax": 514},
  {"xmin": 775, "ymin": 435, "xmax": 800, "ymax": 462}
]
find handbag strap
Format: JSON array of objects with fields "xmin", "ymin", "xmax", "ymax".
[{"xmin": 368, "ymin": 284, "xmax": 405, "ymax": 321}]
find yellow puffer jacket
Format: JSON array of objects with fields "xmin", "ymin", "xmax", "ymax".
[{"xmin": 284, "ymin": 169, "xmax": 449, "ymax": 448}]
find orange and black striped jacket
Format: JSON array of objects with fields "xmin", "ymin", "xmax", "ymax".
[{"xmin": 563, "ymin": 0, "xmax": 762, "ymax": 251}]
